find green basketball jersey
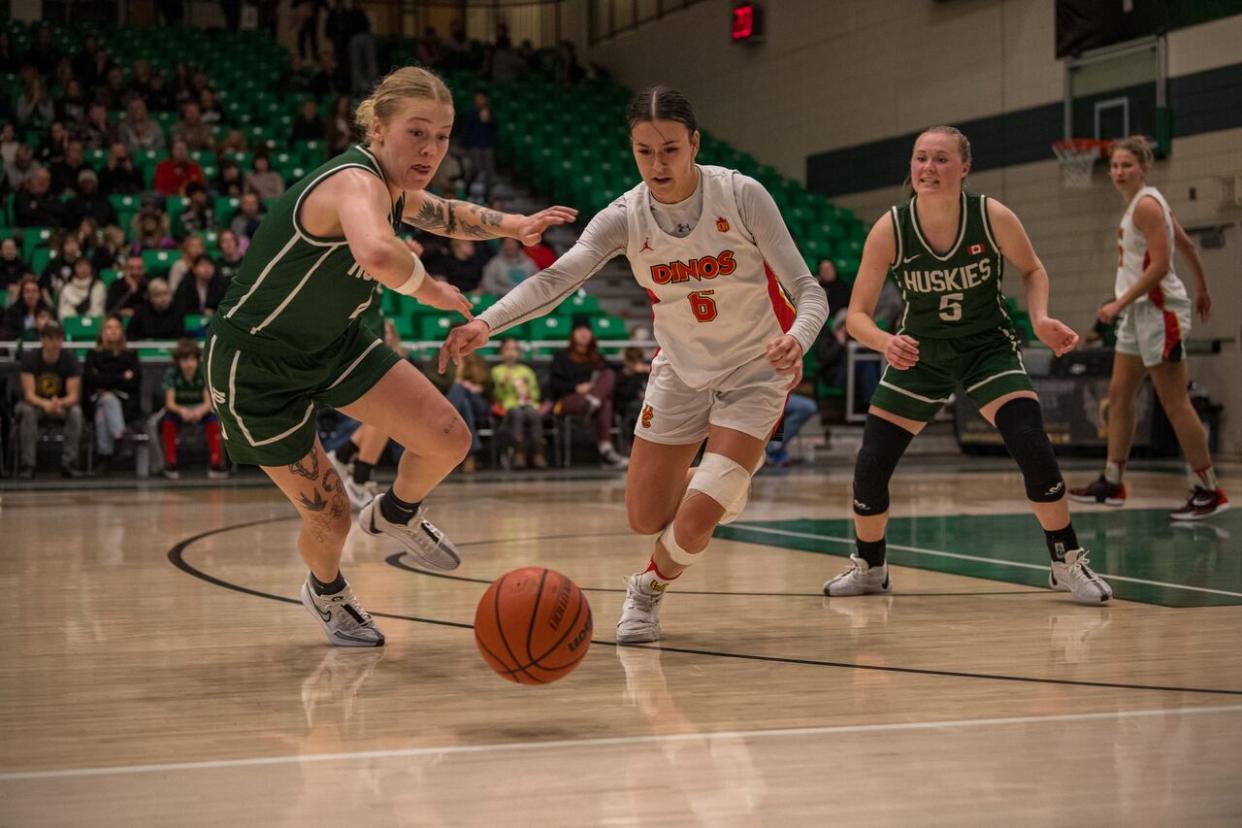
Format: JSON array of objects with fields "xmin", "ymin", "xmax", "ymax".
[
  {"xmin": 888, "ymin": 192, "xmax": 1008, "ymax": 338},
  {"xmin": 163, "ymin": 364, "xmax": 206, "ymax": 407},
  {"xmin": 212, "ymin": 145, "xmax": 404, "ymax": 354}
]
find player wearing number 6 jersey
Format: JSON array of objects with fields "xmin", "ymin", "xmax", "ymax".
[
  {"xmin": 441, "ymin": 86, "xmax": 828, "ymax": 643},
  {"xmin": 821, "ymin": 125, "xmax": 1112, "ymax": 604}
]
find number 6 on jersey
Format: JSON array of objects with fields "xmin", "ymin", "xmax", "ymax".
[{"xmin": 689, "ymin": 289, "xmax": 718, "ymax": 322}]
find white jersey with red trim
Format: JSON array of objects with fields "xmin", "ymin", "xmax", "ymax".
[
  {"xmin": 1116, "ymin": 185, "xmax": 1188, "ymax": 305},
  {"xmin": 624, "ymin": 165, "xmax": 793, "ymax": 389}
]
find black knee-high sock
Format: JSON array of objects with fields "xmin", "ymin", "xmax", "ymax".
[
  {"xmin": 856, "ymin": 538, "xmax": 886, "ymax": 568},
  {"xmin": 1044, "ymin": 523, "xmax": 1079, "ymax": 562},
  {"xmin": 334, "ymin": 440, "xmax": 359, "ymax": 464},
  {"xmin": 380, "ymin": 488, "xmax": 420, "ymax": 525}
]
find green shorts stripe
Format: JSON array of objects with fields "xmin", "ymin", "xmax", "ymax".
[{"xmin": 870, "ymin": 326, "xmax": 1034, "ymax": 422}]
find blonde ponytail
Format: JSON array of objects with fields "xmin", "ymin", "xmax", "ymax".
[
  {"xmin": 354, "ymin": 66, "xmax": 453, "ymax": 144},
  {"xmin": 1110, "ymin": 135, "xmax": 1154, "ymax": 169}
]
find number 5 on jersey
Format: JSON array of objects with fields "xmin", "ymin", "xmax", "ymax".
[
  {"xmin": 938, "ymin": 292, "xmax": 963, "ymax": 322},
  {"xmin": 689, "ymin": 290, "xmax": 718, "ymax": 322}
]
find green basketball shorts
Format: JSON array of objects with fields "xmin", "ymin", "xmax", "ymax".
[
  {"xmin": 869, "ymin": 326, "xmax": 1034, "ymax": 422},
  {"xmin": 203, "ymin": 320, "xmax": 401, "ymax": 467}
]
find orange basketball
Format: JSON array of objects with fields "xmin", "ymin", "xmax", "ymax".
[{"xmin": 474, "ymin": 567, "xmax": 593, "ymax": 684}]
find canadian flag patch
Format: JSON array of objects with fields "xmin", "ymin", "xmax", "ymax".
[{"xmin": 968, "ymin": 243, "xmax": 984, "ymax": 255}]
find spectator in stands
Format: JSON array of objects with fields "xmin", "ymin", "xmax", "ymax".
[
  {"xmin": 77, "ymin": 103, "xmax": 117, "ymax": 151},
  {"xmin": 550, "ymin": 319, "xmax": 626, "ymax": 468},
  {"xmin": 120, "ymin": 99, "xmax": 166, "ymax": 154},
  {"xmin": 1, "ymin": 237, "xmax": 28, "ymax": 300},
  {"xmin": 129, "ymin": 205, "xmax": 176, "ymax": 252},
  {"xmin": 129, "ymin": 59, "xmax": 156, "ymax": 101},
  {"xmin": 294, "ymin": 0, "xmax": 326, "ymax": 61},
  {"xmin": 24, "ymin": 25, "xmax": 58, "ymax": 74},
  {"xmin": 63, "ymin": 170, "xmax": 116, "ymax": 230},
  {"xmin": 98, "ymin": 66, "xmax": 129, "ymax": 112},
  {"xmin": 873, "ymin": 277, "xmax": 904, "ymax": 331},
  {"xmin": 217, "ymin": 128, "xmax": 248, "ymax": 157},
  {"xmin": 147, "ymin": 71, "xmax": 177, "ymax": 113},
  {"xmin": 614, "ymin": 345, "xmax": 651, "ymax": 436},
  {"xmin": 49, "ymin": 140, "xmax": 91, "ymax": 195},
  {"xmin": 556, "ymin": 41, "xmax": 585, "ymax": 87},
  {"xmin": 106, "ymin": 253, "xmax": 148, "ymax": 318},
  {"xmin": 56, "ymin": 78, "xmax": 89, "ymax": 125},
  {"xmin": 489, "ymin": 37, "xmax": 528, "ymax": 84},
  {"xmin": 443, "ymin": 19, "xmax": 469, "ymax": 70},
  {"xmin": 325, "ymin": 95, "xmax": 353, "ymax": 155},
  {"xmin": 480, "ymin": 236, "xmax": 537, "ymax": 296},
  {"xmin": 98, "ymin": 142, "xmax": 144, "ymax": 195},
  {"xmin": 126, "ymin": 278, "xmax": 182, "ymax": 341},
  {"xmin": 433, "ymin": 239, "xmax": 490, "ymax": 293},
  {"xmin": 174, "ymin": 254, "xmax": 226, "ymax": 316},
  {"xmin": 460, "ymin": 90, "xmax": 497, "ymax": 200},
  {"xmin": 93, "ymin": 225, "xmax": 129, "ymax": 272},
  {"xmin": 428, "ymin": 144, "xmax": 464, "ymax": 196},
  {"xmin": 1, "ymin": 121, "xmax": 18, "ymax": 166},
  {"xmin": 765, "ymin": 393, "xmax": 819, "ymax": 467},
  {"xmin": 168, "ymin": 234, "xmax": 205, "ymax": 292},
  {"xmin": 40, "ymin": 234, "xmax": 82, "ymax": 302},
  {"xmin": 522, "ymin": 231, "xmax": 557, "ymax": 271},
  {"xmin": 244, "ymin": 152, "xmax": 285, "ymax": 200},
  {"xmin": 171, "ymin": 62, "xmax": 194, "ymax": 103},
  {"xmin": 229, "ymin": 191, "xmax": 265, "ymax": 241},
  {"xmin": 416, "ymin": 27, "xmax": 444, "ymax": 69},
  {"xmin": 85, "ymin": 48, "xmax": 114, "ymax": 97},
  {"xmin": 1, "ymin": 275, "xmax": 54, "ymax": 341},
  {"xmin": 15, "ymin": 166, "xmax": 63, "ymax": 229},
  {"xmin": 172, "ymin": 101, "xmax": 214, "ymax": 152},
  {"xmin": 447, "ymin": 349, "xmax": 491, "ymax": 474},
  {"xmin": 17, "ymin": 76, "xmax": 55, "ymax": 127},
  {"xmin": 817, "ymin": 258, "xmax": 851, "ymax": 317},
  {"xmin": 15, "ymin": 320, "xmax": 83, "ymax": 479},
  {"xmin": 289, "ymin": 98, "xmax": 325, "ymax": 144},
  {"xmin": 37, "ymin": 120, "xmax": 70, "ymax": 166},
  {"xmin": 84, "ymin": 314, "xmax": 141, "ymax": 473},
  {"xmin": 491, "ymin": 337, "xmax": 547, "ymax": 470},
  {"xmin": 197, "ymin": 87, "xmax": 222, "ymax": 127},
  {"xmin": 57, "ymin": 257, "xmax": 105, "ymax": 320},
  {"xmin": 0, "ymin": 32, "xmax": 19, "ymax": 75},
  {"xmin": 154, "ymin": 138, "xmax": 205, "ymax": 197},
  {"xmin": 215, "ymin": 229, "xmax": 244, "ymax": 283},
  {"xmin": 214, "ymin": 158, "xmax": 245, "ymax": 198},
  {"xmin": 159, "ymin": 337, "xmax": 228, "ymax": 479},
  {"xmin": 177, "ymin": 182, "xmax": 214, "ymax": 238},
  {"xmin": 5, "ymin": 144, "xmax": 39, "ymax": 193}
]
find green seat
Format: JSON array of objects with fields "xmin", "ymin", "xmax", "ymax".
[
  {"xmin": 99, "ymin": 268, "xmax": 121, "ymax": 286},
  {"xmin": 391, "ymin": 314, "xmax": 416, "ymax": 339},
  {"xmin": 590, "ymin": 315, "xmax": 628, "ymax": 341},
  {"xmin": 468, "ymin": 293, "xmax": 499, "ymax": 315},
  {"xmin": 215, "ymin": 196, "xmax": 241, "ymax": 224},
  {"xmin": 419, "ymin": 314, "xmax": 455, "ymax": 341},
  {"xmin": 62, "ymin": 315, "xmax": 104, "ymax": 342},
  {"xmin": 526, "ymin": 315, "xmax": 568, "ymax": 344},
  {"xmin": 166, "ymin": 195, "xmax": 188, "ymax": 225},
  {"xmin": 557, "ymin": 293, "xmax": 600, "ymax": 318},
  {"xmin": 22, "ymin": 226, "xmax": 53, "ymax": 255},
  {"xmin": 183, "ymin": 313, "xmax": 209, "ymax": 335},
  {"xmin": 30, "ymin": 248, "xmax": 52, "ymax": 273},
  {"xmin": 109, "ymin": 194, "xmax": 140, "ymax": 213},
  {"xmin": 142, "ymin": 249, "xmax": 177, "ymax": 275}
]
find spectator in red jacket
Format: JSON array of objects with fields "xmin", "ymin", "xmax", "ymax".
[{"xmin": 153, "ymin": 138, "xmax": 204, "ymax": 197}]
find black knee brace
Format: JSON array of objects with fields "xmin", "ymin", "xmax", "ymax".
[
  {"xmin": 852, "ymin": 415, "xmax": 916, "ymax": 516},
  {"xmin": 994, "ymin": 397, "xmax": 1065, "ymax": 502}
]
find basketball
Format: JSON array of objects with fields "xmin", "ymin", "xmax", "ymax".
[{"xmin": 474, "ymin": 567, "xmax": 593, "ymax": 684}]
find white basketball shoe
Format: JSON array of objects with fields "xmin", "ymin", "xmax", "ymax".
[
  {"xmin": 1049, "ymin": 549, "xmax": 1113, "ymax": 604},
  {"xmin": 300, "ymin": 577, "xmax": 386, "ymax": 647},
  {"xmin": 822, "ymin": 554, "xmax": 892, "ymax": 596},
  {"xmin": 616, "ymin": 570, "xmax": 669, "ymax": 644},
  {"xmin": 358, "ymin": 494, "xmax": 462, "ymax": 571},
  {"xmin": 326, "ymin": 450, "xmax": 375, "ymax": 511}
]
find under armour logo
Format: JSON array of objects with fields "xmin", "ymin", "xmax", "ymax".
[
  {"xmin": 1046, "ymin": 482, "xmax": 1065, "ymax": 497},
  {"xmin": 641, "ymin": 237, "xmax": 652, "ymax": 252},
  {"xmin": 853, "ymin": 499, "xmax": 869, "ymax": 511}
]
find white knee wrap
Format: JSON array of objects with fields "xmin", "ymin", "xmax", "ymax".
[
  {"xmin": 688, "ymin": 452, "xmax": 754, "ymax": 525},
  {"xmin": 660, "ymin": 522, "xmax": 699, "ymax": 566}
]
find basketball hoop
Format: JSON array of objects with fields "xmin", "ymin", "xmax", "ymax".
[{"xmin": 1052, "ymin": 139, "xmax": 1111, "ymax": 189}]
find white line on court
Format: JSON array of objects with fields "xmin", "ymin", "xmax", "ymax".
[
  {"xmin": 730, "ymin": 524, "xmax": 1242, "ymax": 599},
  {"xmin": 4, "ymin": 705, "xmax": 1241, "ymax": 782}
]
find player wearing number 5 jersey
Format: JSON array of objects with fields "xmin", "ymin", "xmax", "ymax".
[
  {"xmin": 822, "ymin": 125, "xmax": 1112, "ymax": 604},
  {"xmin": 441, "ymin": 87, "xmax": 828, "ymax": 643}
]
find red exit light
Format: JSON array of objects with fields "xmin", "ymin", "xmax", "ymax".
[{"xmin": 731, "ymin": 3, "xmax": 762, "ymax": 43}]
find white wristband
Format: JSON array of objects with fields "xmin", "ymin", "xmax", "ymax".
[{"xmin": 394, "ymin": 255, "xmax": 427, "ymax": 296}]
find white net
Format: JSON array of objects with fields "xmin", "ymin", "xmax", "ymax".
[{"xmin": 1053, "ymin": 140, "xmax": 1106, "ymax": 189}]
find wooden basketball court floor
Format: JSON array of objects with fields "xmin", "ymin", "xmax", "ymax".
[{"xmin": 2, "ymin": 462, "xmax": 1240, "ymax": 826}]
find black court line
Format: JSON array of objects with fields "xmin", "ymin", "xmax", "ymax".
[
  {"xmin": 166, "ymin": 517, "xmax": 1242, "ymax": 697},
  {"xmin": 384, "ymin": 550, "xmax": 1051, "ymax": 599}
]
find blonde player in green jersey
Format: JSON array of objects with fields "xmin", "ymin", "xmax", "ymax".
[
  {"xmin": 205, "ymin": 67, "xmax": 576, "ymax": 647},
  {"xmin": 822, "ymin": 126, "xmax": 1112, "ymax": 604}
]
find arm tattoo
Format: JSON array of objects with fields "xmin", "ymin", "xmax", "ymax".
[
  {"xmin": 408, "ymin": 193, "xmax": 506, "ymax": 239},
  {"xmin": 289, "ymin": 452, "xmax": 320, "ymax": 481}
]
